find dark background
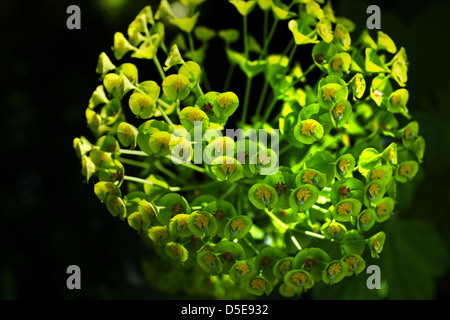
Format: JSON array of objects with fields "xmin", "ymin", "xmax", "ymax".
[{"xmin": 1, "ymin": 0, "xmax": 449, "ymax": 300}]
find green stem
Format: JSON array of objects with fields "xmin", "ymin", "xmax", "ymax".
[
  {"xmin": 157, "ymin": 105, "xmax": 176, "ymax": 130},
  {"xmin": 153, "ymin": 56, "xmax": 166, "ymax": 80},
  {"xmin": 261, "ymin": 95, "xmax": 278, "ymax": 123},
  {"xmin": 219, "ymin": 182, "xmax": 238, "ymax": 200},
  {"xmin": 123, "ymin": 175, "xmax": 180, "ymax": 192},
  {"xmin": 242, "ymin": 237, "xmax": 260, "ymax": 254},
  {"xmin": 116, "ymin": 156, "xmax": 150, "ymax": 169},
  {"xmin": 119, "ymin": 149, "xmax": 147, "ymax": 156},
  {"xmin": 241, "ymin": 76, "xmax": 253, "ymax": 126},
  {"xmin": 223, "ymin": 63, "xmax": 236, "ymax": 92},
  {"xmin": 165, "ymin": 155, "xmax": 206, "ymax": 173},
  {"xmin": 243, "ymin": 14, "xmax": 249, "ymax": 59},
  {"xmin": 264, "ymin": 208, "xmax": 288, "ymax": 231},
  {"xmin": 255, "ymin": 78, "xmax": 269, "ymax": 119},
  {"xmin": 258, "ymin": 17, "xmax": 279, "ymax": 60}
]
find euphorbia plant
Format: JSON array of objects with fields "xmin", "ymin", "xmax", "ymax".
[{"xmin": 74, "ymin": 0, "xmax": 425, "ymax": 299}]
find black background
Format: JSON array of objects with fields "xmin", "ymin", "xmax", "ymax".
[{"xmin": 1, "ymin": 0, "xmax": 449, "ymax": 300}]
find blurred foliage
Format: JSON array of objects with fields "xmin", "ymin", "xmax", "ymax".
[{"xmin": 0, "ymin": 0, "xmax": 448, "ymax": 300}]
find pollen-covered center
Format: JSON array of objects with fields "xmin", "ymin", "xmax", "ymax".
[
  {"xmin": 296, "ymin": 188, "xmax": 312, "ymax": 204},
  {"xmin": 301, "ymin": 121, "xmax": 317, "ymax": 136},
  {"xmin": 291, "ymin": 272, "xmax": 308, "ymax": 286},
  {"xmin": 255, "ymin": 187, "xmax": 272, "ymax": 203},
  {"xmin": 250, "ymin": 278, "xmax": 266, "ymax": 290},
  {"xmin": 333, "ymin": 103, "xmax": 345, "ymax": 121},
  {"xmin": 194, "ymin": 214, "xmax": 210, "ymax": 231},
  {"xmin": 328, "ymin": 263, "xmax": 342, "ymax": 278},
  {"xmin": 399, "ymin": 164, "xmax": 412, "ymax": 176},
  {"xmin": 337, "ymin": 202, "xmax": 352, "ymax": 216},
  {"xmin": 322, "ymin": 87, "xmax": 336, "ymax": 102}
]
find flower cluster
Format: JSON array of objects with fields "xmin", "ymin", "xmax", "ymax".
[{"xmin": 73, "ymin": 0, "xmax": 425, "ymax": 299}]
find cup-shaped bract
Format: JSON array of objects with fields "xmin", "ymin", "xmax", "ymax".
[
  {"xmin": 395, "ymin": 160, "xmax": 419, "ymax": 183},
  {"xmin": 333, "ymin": 198, "xmax": 362, "ymax": 222},
  {"xmin": 289, "ymin": 185, "xmax": 319, "ymax": 212},
  {"xmin": 248, "ymin": 183, "xmax": 278, "ymax": 210},
  {"xmin": 357, "ymin": 208, "xmax": 376, "ymax": 232},
  {"xmin": 162, "ymin": 74, "xmax": 192, "ymax": 101},
  {"xmin": 367, "ymin": 231, "xmax": 386, "ymax": 258},
  {"xmin": 224, "ymin": 215, "xmax": 253, "ymax": 240},
  {"xmin": 292, "ymin": 247, "xmax": 331, "ymax": 282},
  {"xmin": 342, "ymin": 254, "xmax": 366, "ymax": 276},
  {"xmin": 322, "ymin": 260, "xmax": 348, "ymax": 285},
  {"xmin": 188, "ymin": 210, "xmax": 218, "ymax": 238},
  {"xmin": 284, "ymin": 269, "xmax": 314, "ymax": 292}
]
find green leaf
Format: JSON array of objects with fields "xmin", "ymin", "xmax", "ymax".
[
  {"xmin": 103, "ymin": 72, "xmax": 134, "ymax": 99},
  {"xmin": 334, "ymin": 153, "xmax": 355, "ymax": 180},
  {"xmin": 292, "ymin": 247, "xmax": 331, "ymax": 282},
  {"xmin": 377, "ymin": 31, "xmax": 397, "ymax": 54},
  {"xmin": 96, "ymin": 52, "xmax": 116, "ymax": 76},
  {"xmin": 73, "ymin": 136, "xmax": 93, "ymax": 159},
  {"xmin": 203, "ymin": 200, "xmax": 237, "ymax": 237},
  {"xmin": 156, "ymin": 193, "xmax": 191, "ymax": 226},
  {"xmin": 273, "ymin": 257, "xmax": 293, "ymax": 280},
  {"xmin": 229, "ymin": 0, "xmax": 257, "ymax": 16},
  {"xmin": 255, "ymin": 247, "xmax": 287, "ymax": 281},
  {"xmin": 179, "ymin": 106, "xmax": 209, "ymax": 131},
  {"xmin": 375, "ymin": 197, "xmax": 395, "ymax": 222},
  {"xmin": 194, "ymin": 26, "xmax": 216, "ymax": 43},
  {"xmin": 162, "ymin": 74, "xmax": 192, "ymax": 101},
  {"xmin": 312, "ymin": 41, "xmax": 338, "ymax": 72},
  {"xmin": 341, "ymin": 229, "xmax": 365, "ymax": 255},
  {"xmin": 271, "ymin": 1, "xmax": 297, "ymax": 20},
  {"xmin": 218, "ymin": 28, "xmax": 240, "ymax": 44},
  {"xmin": 289, "ymin": 19, "xmax": 319, "ymax": 45},
  {"xmin": 169, "ymin": 12, "xmax": 200, "ymax": 33},
  {"xmin": 179, "ymin": 61, "xmax": 202, "ymax": 86},
  {"xmin": 358, "ymin": 148, "xmax": 382, "ymax": 176},
  {"xmin": 304, "ymin": 150, "xmax": 336, "ymax": 186},
  {"xmin": 365, "ymin": 48, "xmax": 389, "ymax": 73},
  {"xmin": 213, "ymin": 240, "xmax": 245, "ymax": 274},
  {"xmin": 112, "ymin": 32, "xmax": 135, "ymax": 60},
  {"xmin": 164, "ymin": 44, "xmax": 185, "ymax": 72},
  {"xmin": 128, "ymin": 92, "xmax": 157, "ymax": 119}
]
